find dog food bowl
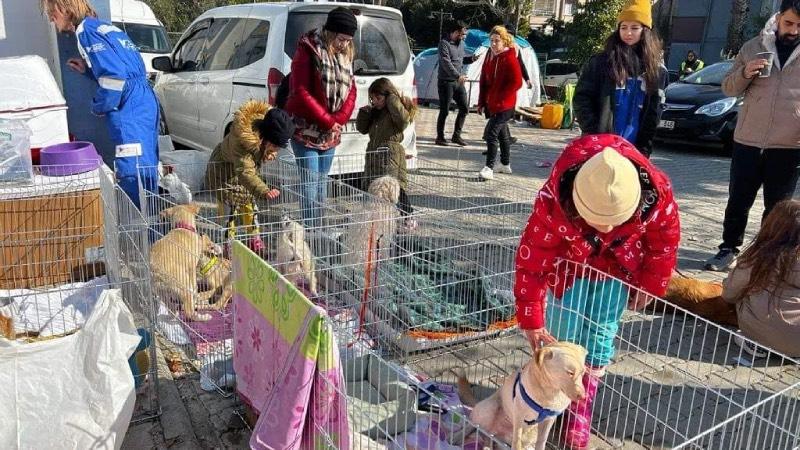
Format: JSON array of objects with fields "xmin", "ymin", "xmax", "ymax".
[{"xmin": 39, "ymin": 141, "xmax": 102, "ymax": 176}]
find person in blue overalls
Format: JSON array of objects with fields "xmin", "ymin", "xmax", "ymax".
[{"xmin": 41, "ymin": 0, "xmax": 159, "ymax": 208}]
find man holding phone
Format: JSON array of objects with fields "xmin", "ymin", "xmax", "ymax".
[{"xmin": 705, "ymin": 0, "xmax": 800, "ymax": 271}]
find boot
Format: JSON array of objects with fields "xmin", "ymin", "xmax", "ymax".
[{"xmin": 561, "ymin": 368, "xmax": 601, "ymax": 450}]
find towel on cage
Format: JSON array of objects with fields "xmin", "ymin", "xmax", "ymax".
[
  {"xmin": 332, "ymin": 238, "xmax": 517, "ymax": 335},
  {"xmin": 230, "ymin": 240, "xmax": 349, "ymax": 450},
  {"xmin": 2, "ymin": 276, "xmax": 107, "ymax": 338}
]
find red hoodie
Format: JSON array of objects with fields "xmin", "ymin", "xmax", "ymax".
[
  {"xmin": 478, "ymin": 47, "xmax": 522, "ymax": 115},
  {"xmin": 514, "ymin": 134, "xmax": 681, "ymax": 330},
  {"xmin": 284, "ymin": 32, "xmax": 357, "ymax": 150}
]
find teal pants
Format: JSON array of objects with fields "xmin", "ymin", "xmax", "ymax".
[{"xmin": 546, "ymin": 278, "xmax": 627, "ymax": 367}]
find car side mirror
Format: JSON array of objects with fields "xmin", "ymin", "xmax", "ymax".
[{"xmin": 152, "ymin": 56, "xmax": 173, "ymax": 73}]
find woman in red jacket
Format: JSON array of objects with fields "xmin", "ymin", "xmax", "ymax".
[
  {"xmin": 284, "ymin": 7, "xmax": 358, "ymax": 228},
  {"xmin": 477, "ymin": 25, "xmax": 522, "ymax": 181},
  {"xmin": 515, "ymin": 134, "xmax": 680, "ymax": 449}
]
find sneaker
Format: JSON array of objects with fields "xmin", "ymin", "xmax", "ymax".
[
  {"xmin": 434, "ymin": 137, "xmax": 448, "ymax": 146},
  {"xmin": 479, "ymin": 166, "xmax": 494, "ymax": 180},
  {"xmin": 451, "ymin": 135, "xmax": 467, "ymax": 146},
  {"xmin": 496, "ymin": 164, "xmax": 512, "ymax": 174},
  {"xmin": 734, "ymin": 335, "xmax": 768, "ymax": 358},
  {"xmin": 704, "ymin": 248, "xmax": 738, "ymax": 272}
]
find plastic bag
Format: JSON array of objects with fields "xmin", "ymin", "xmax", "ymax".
[{"xmin": 0, "ymin": 119, "xmax": 33, "ymax": 184}]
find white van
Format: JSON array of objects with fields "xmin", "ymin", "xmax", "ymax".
[
  {"xmin": 152, "ymin": 2, "xmax": 416, "ymax": 175},
  {"xmin": 110, "ymin": 0, "xmax": 171, "ymax": 78}
]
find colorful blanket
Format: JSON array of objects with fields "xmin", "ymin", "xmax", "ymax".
[{"xmin": 231, "ymin": 240, "xmax": 349, "ymax": 450}]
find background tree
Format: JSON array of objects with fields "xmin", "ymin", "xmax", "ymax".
[
  {"xmin": 527, "ymin": 16, "xmax": 567, "ymax": 59},
  {"xmin": 724, "ymin": 0, "xmax": 750, "ymax": 57},
  {"xmin": 565, "ymin": 0, "xmax": 625, "ymax": 68},
  {"xmin": 143, "ymin": 0, "xmax": 273, "ymax": 33}
]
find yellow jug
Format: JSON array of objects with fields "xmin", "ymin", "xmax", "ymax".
[{"xmin": 541, "ymin": 103, "xmax": 564, "ymax": 130}]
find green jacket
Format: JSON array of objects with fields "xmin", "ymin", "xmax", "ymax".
[
  {"xmin": 206, "ymin": 100, "xmax": 274, "ymax": 205},
  {"xmin": 356, "ymin": 94, "xmax": 412, "ymax": 189}
]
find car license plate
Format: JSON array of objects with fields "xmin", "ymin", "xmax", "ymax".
[{"xmin": 658, "ymin": 120, "xmax": 675, "ymax": 130}]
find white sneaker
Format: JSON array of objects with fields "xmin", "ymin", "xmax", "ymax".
[
  {"xmin": 496, "ymin": 164, "xmax": 512, "ymax": 174},
  {"xmin": 479, "ymin": 166, "xmax": 494, "ymax": 180}
]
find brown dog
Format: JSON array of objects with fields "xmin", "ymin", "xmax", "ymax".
[
  {"xmin": 197, "ymin": 252, "xmax": 233, "ymax": 311},
  {"xmin": 453, "ymin": 342, "xmax": 588, "ymax": 450},
  {"xmin": 150, "ymin": 204, "xmax": 225, "ymax": 322},
  {"xmin": 661, "ymin": 276, "xmax": 738, "ymax": 328}
]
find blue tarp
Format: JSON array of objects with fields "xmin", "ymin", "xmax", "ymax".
[{"xmin": 416, "ymin": 29, "xmax": 532, "ymax": 60}]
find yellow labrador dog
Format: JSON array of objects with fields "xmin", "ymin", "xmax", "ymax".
[
  {"xmin": 151, "ymin": 203, "xmax": 225, "ymax": 322},
  {"xmin": 455, "ymin": 341, "xmax": 588, "ymax": 450}
]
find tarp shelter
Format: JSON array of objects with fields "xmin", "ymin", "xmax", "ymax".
[{"xmin": 414, "ymin": 29, "xmax": 541, "ymax": 108}]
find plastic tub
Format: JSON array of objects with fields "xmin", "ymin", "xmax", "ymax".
[{"xmin": 39, "ymin": 142, "xmax": 102, "ymax": 176}]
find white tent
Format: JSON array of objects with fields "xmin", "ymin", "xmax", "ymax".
[{"xmin": 414, "ymin": 31, "xmax": 541, "ymax": 109}]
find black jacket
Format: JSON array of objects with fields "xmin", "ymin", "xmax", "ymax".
[{"xmin": 573, "ymin": 53, "xmax": 666, "ymax": 156}]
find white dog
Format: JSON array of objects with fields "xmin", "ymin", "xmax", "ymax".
[
  {"xmin": 343, "ymin": 176, "xmax": 401, "ymax": 266},
  {"xmin": 275, "ymin": 216, "xmax": 318, "ymax": 295},
  {"xmin": 454, "ymin": 342, "xmax": 588, "ymax": 450}
]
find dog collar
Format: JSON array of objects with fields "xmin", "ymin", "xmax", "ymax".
[
  {"xmin": 175, "ymin": 221, "xmax": 196, "ymax": 233},
  {"xmin": 513, "ymin": 371, "xmax": 562, "ymax": 425},
  {"xmin": 199, "ymin": 256, "xmax": 219, "ymax": 277}
]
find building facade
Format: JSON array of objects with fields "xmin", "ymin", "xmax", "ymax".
[
  {"xmin": 665, "ymin": 0, "xmax": 780, "ymax": 70},
  {"xmin": 529, "ymin": 0, "xmax": 582, "ymax": 28}
]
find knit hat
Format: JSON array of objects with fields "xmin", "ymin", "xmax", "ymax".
[
  {"xmin": 572, "ymin": 148, "xmax": 641, "ymax": 227},
  {"xmin": 617, "ymin": 0, "xmax": 652, "ymax": 29},
  {"xmin": 258, "ymin": 108, "xmax": 296, "ymax": 147},
  {"xmin": 324, "ymin": 7, "xmax": 358, "ymax": 37}
]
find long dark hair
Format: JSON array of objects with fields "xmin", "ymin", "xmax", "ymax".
[
  {"xmin": 734, "ymin": 200, "xmax": 800, "ymax": 306},
  {"xmin": 368, "ymin": 77, "xmax": 418, "ymax": 122},
  {"xmin": 604, "ymin": 25, "xmax": 662, "ymax": 94}
]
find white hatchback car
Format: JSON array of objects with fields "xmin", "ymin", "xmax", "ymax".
[{"xmin": 152, "ymin": 2, "xmax": 417, "ymax": 174}]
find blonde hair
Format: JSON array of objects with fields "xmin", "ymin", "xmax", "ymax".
[
  {"xmin": 40, "ymin": 0, "xmax": 96, "ymax": 25},
  {"xmin": 490, "ymin": 25, "xmax": 515, "ymax": 49},
  {"xmin": 321, "ymin": 29, "xmax": 355, "ymax": 63}
]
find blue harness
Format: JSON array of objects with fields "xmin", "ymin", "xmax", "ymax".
[{"xmin": 513, "ymin": 371, "xmax": 563, "ymax": 425}]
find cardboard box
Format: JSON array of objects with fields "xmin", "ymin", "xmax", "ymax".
[{"xmin": 0, "ymin": 188, "xmax": 104, "ymax": 289}]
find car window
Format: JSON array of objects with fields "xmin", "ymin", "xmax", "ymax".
[
  {"xmin": 228, "ymin": 19, "xmax": 270, "ymax": 69},
  {"xmin": 683, "ymin": 62, "xmax": 733, "ymax": 86},
  {"xmin": 113, "ymin": 21, "xmax": 171, "ymax": 54},
  {"xmin": 200, "ymin": 18, "xmax": 243, "ymax": 71},
  {"xmin": 173, "ymin": 19, "xmax": 210, "ymax": 72},
  {"xmin": 284, "ymin": 11, "xmax": 410, "ymax": 75}
]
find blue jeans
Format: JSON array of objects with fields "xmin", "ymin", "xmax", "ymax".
[
  {"xmin": 291, "ymin": 141, "xmax": 335, "ymax": 228},
  {"xmin": 546, "ymin": 277, "xmax": 627, "ymax": 367}
]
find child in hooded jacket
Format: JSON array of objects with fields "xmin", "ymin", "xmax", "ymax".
[
  {"xmin": 515, "ymin": 133, "xmax": 680, "ymax": 449},
  {"xmin": 356, "ymin": 77, "xmax": 418, "ymax": 228}
]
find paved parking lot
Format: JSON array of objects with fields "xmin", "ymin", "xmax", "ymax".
[{"xmin": 122, "ymin": 107, "xmax": 794, "ymax": 450}]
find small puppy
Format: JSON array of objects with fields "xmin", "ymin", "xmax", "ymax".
[
  {"xmin": 275, "ymin": 216, "xmax": 318, "ymax": 295},
  {"xmin": 661, "ymin": 276, "xmax": 738, "ymax": 327},
  {"xmin": 151, "ymin": 203, "xmax": 221, "ymax": 322},
  {"xmin": 454, "ymin": 342, "xmax": 588, "ymax": 450},
  {"xmin": 343, "ymin": 176, "xmax": 401, "ymax": 266},
  {"xmin": 197, "ymin": 251, "xmax": 233, "ymax": 311}
]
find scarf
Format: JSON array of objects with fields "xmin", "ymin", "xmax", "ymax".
[{"xmin": 314, "ymin": 31, "xmax": 353, "ymax": 113}]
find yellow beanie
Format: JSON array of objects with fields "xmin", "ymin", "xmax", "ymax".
[
  {"xmin": 572, "ymin": 148, "xmax": 641, "ymax": 227},
  {"xmin": 617, "ymin": 0, "xmax": 652, "ymax": 29}
]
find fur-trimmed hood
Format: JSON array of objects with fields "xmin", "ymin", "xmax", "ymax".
[{"xmin": 232, "ymin": 100, "xmax": 271, "ymax": 154}]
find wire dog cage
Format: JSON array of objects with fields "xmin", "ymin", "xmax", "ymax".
[
  {"xmin": 0, "ymin": 165, "xmax": 159, "ymax": 422},
  {"xmin": 143, "ymin": 151, "xmax": 538, "ymax": 354},
  {"xmin": 402, "ymin": 260, "xmax": 800, "ymax": 450}
]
